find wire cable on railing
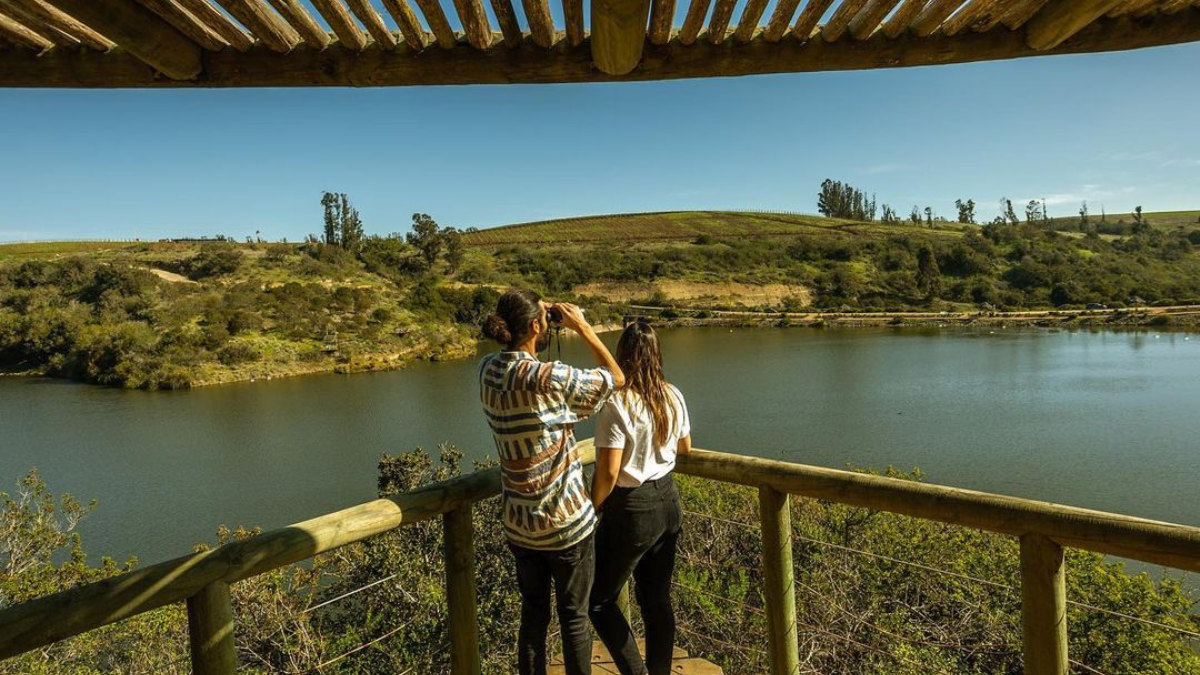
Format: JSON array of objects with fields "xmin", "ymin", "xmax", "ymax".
[
  {"xmin": 301, "ymin": 573, "xmax": 399, "ymax": 615},
  {"xmin": 671, "ymin": 579, "xmax": 765, "ymax": 615},
  {"xmin": 675, "ymin": 624, "xmax": 770, "ymax": 656},
  {"xmin": 682, "ymin": 508, "xmax": 1200, "ymax": 640},
  {"xmin": 291, "ymin": 620, "xmax": 415, "ymax": 674},
  {"xmin": 1070, "ymin": 658, "xmax": 1114, "ymax": 675}
]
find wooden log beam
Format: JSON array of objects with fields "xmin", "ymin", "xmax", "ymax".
[
  {"xmin": 1106, "ymin": 0, "xmax": 1157, "ymax": 17},
  {"xmin": 382, "ymin": 0, "xmax": 428, "ymax": 48},
  {"xmin": 822, "ymin": 0, "xmax": 871, "ymax": 40},
  {"xmin": 909, "ymin": 0, "xmax": 969, "ymax": 35},
  {"xmin": 848, "ymin": 0, "xmax": 905, "ymax": 39},
  {"xmin": 2, "ymin": 10, "xmax": 1199, "ymax": 87},
  {"xmin": 593, "ymin": 0, "xmax": 650, "ymax": 72},
  {"xmin": 346, "ymin": 0, "xmax": 399, "ymax": 48},
  {"xmin": 41, "ymin": 0, "xmax": 202, "ymax": 77},
  {"xmin": 307, "ymin": 0, "xmax": 367, "ymax": 49},
  {"xmin": 648, "ymin": 0, "xmax": 674, "ymax": 43},
  {"xmin": 999, "ymin": 0, "xmax": 1049, "ymax": 27},
  {"xmin": 762, "ymin": 0, "xmax": 803, "ymax": 40},
  {"xmin": 563, "ymin": 0, "xmax": 584, "ymax": 45},
  {"xmin": 734, "ymin": 0, "xmax": 771, "ymax": 42},
  {"xmin": 444, "ymin": 507, "xmax": 482, "ymax": 675},
  {"xmin": 176, "ymin": 0, "xmax": 253, "ymax": 50},
  {"xmin": 0, "ymin": 0, "xmax": 75, "ymax": 46},
  {"xmin": 0, "ymin": 10, "xmax": 51, "ymax": 49},
  {"xmin": 413, "ymin": 0, "xmax": 456, "ymax": 47},
  {"xmin": 791, "ymin": 0, "xmax": 836, "ymax": 41},
  {"xmin": 0, "ymin": 452, "xmax": 526, "ymax": 659},
  {"xmin": 1020, "ymin": 534, "xmax": 1069, "ymax": 675},
  {"xmin": 676, "ymin": 449, "xmax": 1200, "ymax": 572},
  {"xmin": 186, "ymin": 582, "xmax": 237, "ymax": 675},
  {"xmin": 447, "ymin": 0, "xmax": 491, "ymax": 49},
  {"xmin": 880, "ymin": 0, "xmax": 927, "ymax": 36},
  {"xmin": 266, "ymin": 0, "xmax": 331, "ymax": 48},
  {"xmin": 10, "ymin": 0, "xmax": 115, "ymax": 49},
  {"xmin": 677, "ymin": 0, "xmax": 711, "ymax": 44},
  {"xmin": 213, "ymin": 0, "xmax": 301, "ymax": 51},
  {"xmin": 1026, "ymin": 0, "xmax": 1125, "ymax": 49},
  {"xmin": 760, "ymin": 486, "xmax": 800, "ymax": 675},
  {"xmin": 522, "ymin": 0, "xmax": 555, "ymax": 46},
  {"xmin": 942, "ymin": 0, "xmax": 1024, "ymax": 34},
  {"xmin": 138, "ymin": 0, "xmax": 229, "ymax": 51},
  {"xmin": 486, "ymin": 0, "xmax": 521, "ymax": 46},
  {"xmin": 708, "ymin": 0, "xmax": 738, "ymax": 43}
]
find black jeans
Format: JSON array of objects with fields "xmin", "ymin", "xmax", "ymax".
[
  {"xmin": 589, "ymin": 475, "xmax": 683, "ymax": 675},
  {"xmin": 509, "ymin": 534, "xmax": 595, "ymax": 675}
]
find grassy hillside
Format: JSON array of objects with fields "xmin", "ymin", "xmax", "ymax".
[
  {"xmin": 462, "ymin": 210, "xmax": 967, "ymax": 246},
  {"xmin": 4, "ymin": 209, "xmax": 1200, "ymax": 388}
]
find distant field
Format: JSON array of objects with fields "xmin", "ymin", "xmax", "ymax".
[
  {"xmin": 462, "ymin": 211, "xmax": 966, "ymax": 246},
  {"xmin": 0, "ymin": 241, "xmax": 141, "ymax": 259},
  {"xmin": 1048, "ymin": 210, "xmax": 1200, "ymax": 231}
]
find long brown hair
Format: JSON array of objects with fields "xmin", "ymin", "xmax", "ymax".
[{"xmin": 615, "ymin": 320, "xmax": 676, "ymax": 447}]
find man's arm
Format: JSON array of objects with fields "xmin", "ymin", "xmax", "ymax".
[{"xmin": 554, "ymin": 303, "xmax": 625, "ymax": 389}]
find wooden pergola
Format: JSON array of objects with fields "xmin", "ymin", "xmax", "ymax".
[{"xmin": 0, "ymin": 0, "xmax": 1197, "ymax": 86}]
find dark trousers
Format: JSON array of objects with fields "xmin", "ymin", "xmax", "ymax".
[
  {"xmin": 589, "ymin": 475, "xmax": 683, "ymax": 675},
  {"xmin": 509, "ymin": 534, "xmax": 595, "ymax": 675}
]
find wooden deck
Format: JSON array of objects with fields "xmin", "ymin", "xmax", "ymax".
[{"xmin": 549, "ymin": 639, "xmax": 723, "ymax": 675}]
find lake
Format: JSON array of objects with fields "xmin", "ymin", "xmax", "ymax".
[{"xmin": 1, "ymin": 326, "xmax": 1198, "ymax": 567}]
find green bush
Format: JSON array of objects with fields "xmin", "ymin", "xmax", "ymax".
[{"xmin": 185, "ymin": 246, "xmax": 243, "ymax": 280}]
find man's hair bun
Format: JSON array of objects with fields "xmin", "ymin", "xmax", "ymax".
[{"xmin": 482, "ymin": 313, "xmax": 512, "ymax": 345}]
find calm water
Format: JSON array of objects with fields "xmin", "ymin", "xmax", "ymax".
[{"xmin": 1, "ymin": 327, "xmax": 1198, "ymax": 565}]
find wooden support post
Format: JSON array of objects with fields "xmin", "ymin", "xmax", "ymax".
[
  {"xmin": 444, "ymin": 506, "xmax": 481, "ymax": 675},
  {"xmin": 591, "ymin": 0, "xmax": 650, "ymax": 74},
  {"xmin": 759, "ymin": 486, "xmax": 799, "ymax": 675},
  {"xmin": 1020, "ymin": 534, "xmax": 1068, "ymax": 675},
  {"xmin": 186, "ymin": 581, "xmax": 237, "ymax": 675}
]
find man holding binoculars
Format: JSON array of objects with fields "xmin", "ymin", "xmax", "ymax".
[{"xmin": 478, "ymin": 289, "xmax": 625, "ymax": 675}]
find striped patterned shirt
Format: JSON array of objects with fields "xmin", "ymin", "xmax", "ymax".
[{"xmin": 479, "ymin": 351, "xmax": 615, "ymax": 550}]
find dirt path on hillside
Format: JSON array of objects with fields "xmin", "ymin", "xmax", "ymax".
[{"xmin": 573, "ymin": 281, "xmax": 811, "ymax": 308}]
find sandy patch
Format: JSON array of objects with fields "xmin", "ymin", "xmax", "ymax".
[
  {"xmin": 573, "ymin": 280, "xmax": 811, "ymax": 308},
  {"xmin": 141, "ymin": 267, "xmax": 198, "ymax": 284}
]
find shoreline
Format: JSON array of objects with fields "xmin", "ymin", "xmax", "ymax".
[{"xmin": 5, "ymin": 308, "xmax": 1199, "ymax": 390}]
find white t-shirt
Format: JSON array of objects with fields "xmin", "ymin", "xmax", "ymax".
[{"xmin": 594, "ymin": 383, "xmax": 691, "ymax": 488}]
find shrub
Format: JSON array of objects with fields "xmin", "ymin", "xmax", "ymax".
[{"xmin": 186, "ymin": 246, "xmax": 244, "ymax": 280}]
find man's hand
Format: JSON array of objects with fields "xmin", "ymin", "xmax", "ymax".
[{"xmin": 552, "ymin": 303, "xmax": 592, "ymax": 336}]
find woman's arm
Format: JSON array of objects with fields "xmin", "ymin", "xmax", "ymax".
[
  {"xmin": 592, "ymin": 447, "xmax": 623, "ymax": 510},
  {"xmin": 677, "ymin": 435, "xmax": 691, "ymax": 456}
]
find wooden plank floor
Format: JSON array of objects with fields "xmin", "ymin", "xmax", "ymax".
[{"xmin": 548, "ymin": 639, "xmax": 723, "ymax": 674}]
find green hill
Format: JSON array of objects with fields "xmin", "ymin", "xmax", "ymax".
[
  {"xmin": 3, "ymin": 209, "xmax": 1200, "ymax": 389},
  {"xmin": 462, "ymin": 210, "xmax": 966, "ymax": 246}
]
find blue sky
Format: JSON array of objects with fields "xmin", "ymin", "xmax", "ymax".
[{"xmin": 1, "ymin": 40, "xmax": 1198, "ymax": 242}]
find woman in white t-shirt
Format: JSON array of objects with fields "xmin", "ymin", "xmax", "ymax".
[{"xmin": 588, "ymin": 320, "xmax": 691, "ymax": 675}]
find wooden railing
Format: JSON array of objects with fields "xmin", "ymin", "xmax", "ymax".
[{"xmin": 1, "ymin": 440, "xmax": 1198, "ymax": 674}]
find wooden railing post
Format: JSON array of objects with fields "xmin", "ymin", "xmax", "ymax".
[
  {"xmin": 1020, "ymin": 533, "xmax": 1068, "ymax": 675},
  {"xmin": 444, "ymin": 505, "xmax": 481, "ymax": 675},
  {"xmin": 759, "ymin": 486, "xmax": 800, "ymax": 675},
  {"xmin": 186, "ymin": 581, "xmax": 237, "ymax": 675}
]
